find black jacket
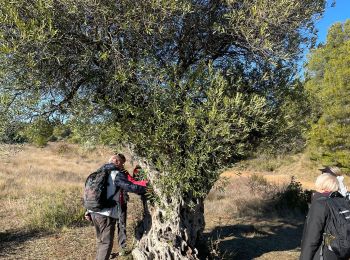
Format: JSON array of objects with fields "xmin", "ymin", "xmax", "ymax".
[
  {"xmin": 102, "ymin": 163, "xmax": 146, "ymax": 195},
  {"xmin": 114, "ymin": 168, "xmax": 146, "ymax": 195},
  {"xmin": 300, "ymin": 192, "xmax": 339, "ymax": 260}
]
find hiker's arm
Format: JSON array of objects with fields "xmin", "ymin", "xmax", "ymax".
[
  {"xmin": 300, "ymin": 200, "xmax": 327, "ymax": 260},
  {"xmin": 115, "ymin": 172, "xmax": 146, "ymax": 194},
  {"xmin": 127, "ymin": 174, "xmax": 148, "ymax": 187}
]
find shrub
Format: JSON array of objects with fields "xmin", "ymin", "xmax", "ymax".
[
  {"xmin": 273, "ymin": 176, "xmax": 311, "ymax": 214},
  {"xmin": 238, "ymin": 175, "xmax": 311, "ymax": 217},
  {"xmin": 53, "ymin": 142, "xmax": 75, "ymax": 155},
  {"xmin": 53, "ymin": 124, "xmax": 72, "ymax": 140},
  {"xmin": 206, "ymin": 177, "xmax": 230, "ymax": 201},
  {"xmin": 26, "ymin": 188, "xmax": 85, "ymax": 231},
  {"xmin": 22, "ymin": 118, "xmax": 54, "ymax": 147}
]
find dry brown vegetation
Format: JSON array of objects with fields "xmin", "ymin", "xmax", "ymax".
[
  {"xmin": 204, "ymin": 154, "xmax": 349, "ymax": 259},
  {"xmin": 204, "ymin": 173, "xmax": 305, "ymax": 259},
  {"xmin": 0, "ymin": 143, "xmax": 349, "ymax": 259},
  {"xmin": 0, "ymin": 142, "xmax": 143, "ymax": 260}
]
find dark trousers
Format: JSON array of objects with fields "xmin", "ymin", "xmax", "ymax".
[
  {"xmin": 91, "ymin": 213, "xmax": 117, "ymax": 260},
  {"xmin": 117, "ymin": 205, "xmax": 127, "ymax": 249}
]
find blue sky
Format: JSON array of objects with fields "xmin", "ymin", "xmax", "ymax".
[
  {"xmin": 315, "ymin": 0, "xmax": 350, "ymax": 44},
  {"xmin": 299, "ymin": 0, "xmax": 350, "ymax": 74}
]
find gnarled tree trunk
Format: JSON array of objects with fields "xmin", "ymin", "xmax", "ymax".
[{"xmin": 132, "ymin": 194, "xmax": 205, "ymax": 260}]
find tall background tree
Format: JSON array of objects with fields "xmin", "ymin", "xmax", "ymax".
[
  {"xmin": 0, "ymin": 0, "xmax": 325, "ymax": 258},
  {"xmin": 305, "ymin": 19, "xmax": 350, "ymax": 172}
]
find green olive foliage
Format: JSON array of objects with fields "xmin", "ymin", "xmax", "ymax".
[
  {"xmin": 305, "ymin": 20, "xmax": 350, "ymax": 172},
  {"xmin": 0, "ymin": 0, "xmax": 325, "ymax": 196}
]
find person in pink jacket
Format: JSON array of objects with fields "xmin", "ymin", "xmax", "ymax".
[{"xmin": 116, "ymin": 158, "xmax": 148, "ymax": 256}]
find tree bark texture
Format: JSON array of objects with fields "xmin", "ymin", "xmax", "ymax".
[{"xmin": 132, "ymin": 195, "xmax": 205, "ymax": 260}]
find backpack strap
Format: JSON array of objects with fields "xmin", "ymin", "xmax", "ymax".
[
  {"xmin": 329, "ymin": 191, "xmax": 343, "ymax": 198},
  {"xmin": 320, "ymin": 193, "xmax": 345, "ymax": 259},
  {"xmin": 315, "ymin": 196, "xmax": 331, "ymax": 260},
  {"xmin": 320, "ymin": 238, "xmax": 325, "ymax": 260}
]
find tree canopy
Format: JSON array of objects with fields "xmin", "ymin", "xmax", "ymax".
[
  {"xmin": 306, "ymin": 19, "xmax": 350, "ymax": 172},
  {"xmin": 0, "ymin": 0, "xmax": 325, "ymax": 196}
]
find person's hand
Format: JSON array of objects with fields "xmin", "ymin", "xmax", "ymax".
[{"xmin": 84, "ymin": 211, "xmax": 92, "ymax": 222}]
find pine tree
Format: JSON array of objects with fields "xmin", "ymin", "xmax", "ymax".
[{"xmin": 306, "ymin": 20, "xmax": 350, "ymax": 172}]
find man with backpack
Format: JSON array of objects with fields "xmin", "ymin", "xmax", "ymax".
[{"xmin": 84, "ymin": 154, "xmax": 146, "ymax": 260}]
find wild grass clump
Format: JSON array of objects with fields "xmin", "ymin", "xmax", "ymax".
[
  {"xmin": 247, "ymin": 174, "xmax": 271, "ymax": 194},
  {"xmin": 25, "ymin": 188, "xmax": 85, "ymax": 231},
  {"xmin": 53, "ymin": 142, "xmax": 75, "ymax": 155}
]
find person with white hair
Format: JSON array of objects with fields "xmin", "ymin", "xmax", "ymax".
[
  {"xmin": 300, "ymin": 173, "xmax": 340, "ymax": 260},
  {"xmin": 319, "ymin": 166, "xmax": 348, "ymax": 197}
]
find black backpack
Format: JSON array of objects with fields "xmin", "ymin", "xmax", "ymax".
[
  {"xmin": 323, "ymin": 192, "xmax": 350, "ymax": 259},
  {"xmin": 83, "ymin": 163, "xmax": 119, "ymax": 212}
]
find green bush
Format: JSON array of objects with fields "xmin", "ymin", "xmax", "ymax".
[
  {"xmin": 240, "ymin": 176, "xmax": 311, "ymax": 217},
  {"xmin": 26, "ymin": 189, "xmax": 85, "ymax": 231},
  {"xmin": 273, "ymin": 176, "xmax": 311, "ymax": 214},
  {"xmin": 52, "ymin": 124, "xmax": 72, "ymax": 140},
  {"xmin": 22, "ymin": 118, "xmax": 54, "ymax": 147}
]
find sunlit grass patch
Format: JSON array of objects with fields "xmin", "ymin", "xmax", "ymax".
[{"xmin": 25, "ymin": 188, "xmax": 86, "ymax": 231}]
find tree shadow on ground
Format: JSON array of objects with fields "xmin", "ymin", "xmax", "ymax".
[
  {"xmin": 202, "ymin": 218, "xmax": 304, "ymax": 260},
  {"xmin": 0, "ymin": 229, "xmax": 51, "ymax": 258}
]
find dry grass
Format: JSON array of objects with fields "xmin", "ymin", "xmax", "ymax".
[
  {"xmin": 0, "ymin": 142, "xmax": 144, "ymax": 259},
  {"xmin": 205, "ymin": 174, "xmax": 299, "ymax": 229},
  {"xmin": 0, "ymin": 142, "xmax": 110, "ymax": 228},
  {"xmin": 204, "ymin": 173, "xmax": 306, "ymax": 259},
  {"xmin": 0, "ymin": 143, "xmax": 347, "ymax": 259},
  {"xmin": 224, "ymin": 153, "xmax": 350, "ymax": 190},
  {"xmin": 204, "ymin": 153, "xmax": 350, "ymax": 259}
]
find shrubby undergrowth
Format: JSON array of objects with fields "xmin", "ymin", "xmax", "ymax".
[
  {"xmin": 26, "ymin": 189, "xmax": 85, "ymax": 231},
  {"xmin": 246, "ymin": 174, "xmax": 310, "ymax": 216}
]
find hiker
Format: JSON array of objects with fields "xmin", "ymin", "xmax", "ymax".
[
  {"xmin": 84, "ymin": 154, "xmax": 146, "ymax": 260},
  {"xmin": 320, "ymin": 166, "xmax": 348, "ymax": 197},
  {"xmin": 116, "ymin": 159, "xmax": 148, "ymax": 256},
  {"xmin": 300, "ymin": 173, "xmax": 340, "ymax": 260},
  {"xmin": 132, "ymin": 165, "xmax": 143, "ymax": 180}
]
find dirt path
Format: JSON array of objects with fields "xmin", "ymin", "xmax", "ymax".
[
  {"xmin": 203, "ymin": 168, "xmax": 314, "ymax": 259},
  {"xmin": 204, "ymin": 217, "xmax": 303, "ymax": 260}
]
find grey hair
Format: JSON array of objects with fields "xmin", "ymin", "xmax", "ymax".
[{"xmin": 315, "ymin": 173, "xmax": 339, "ymax": 192}]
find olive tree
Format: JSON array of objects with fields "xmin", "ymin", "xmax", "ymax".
[{"xmin": 0, "ymin": 0, "xmax": 325, "ymax": 258}]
